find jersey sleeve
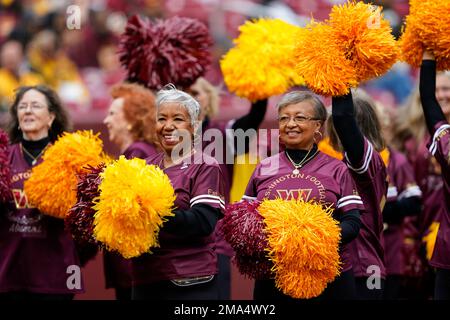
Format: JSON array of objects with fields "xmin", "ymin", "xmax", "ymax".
[
  {"xmin": 190, "ymin": 163, "xmax": 226, "ymax": 212},
  {"xmin": 336, "ymin": 166, "xmax": 365, "ymax": 213},
  {"xmin": 427, "ymin": 122, "xmax": 450, "ymax": 182},
  {"xmin": 395, "ymin": 156, "xmax": 422, "ymax": 201},
  {"xmin": 344, "ymin": 138, "xmax": 385, "ymax": 183}
]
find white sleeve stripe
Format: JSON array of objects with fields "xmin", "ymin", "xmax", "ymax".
[
  {"xmin": 337, "ymin": 200, "xmax": 364, "ymax": 208},
  {"xmin": 337, "ymin": 195, "xmax": 362, "ymax": 205},
  {"xmin": 387, "ymin": 186, "xmax": 398, "ymax": 198},
  {"xmin": 346, "ymin": 141, "xmax": 373, "ymax": 174},
  {"xmin": 398, "ymin": 186, "xmax": 422, "ymax": 200},
  {"xmin": 242, "ymin": 195, "xmax": 257, "ymax": 201},
  {"xmin": 190, "ymin": 195, "xmax": 225, "ymax": 206},
  {"xmin": 429, "ymin": 124, "xmax": 450, "ymax": 156},
  {"xmin": 191, "ymin": 199, "xmax": 225, "ymax": 209}
]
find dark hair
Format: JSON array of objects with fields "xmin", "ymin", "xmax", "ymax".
[
  {"xmin": 8, "ymin": 85, "xmax": 71, "ymax": 143},
  {"xmin": 327, "ymin": 89, "xmax": 385, "ymax": 152},
  {"xmin": 110, "ymin": 82, "xmax": 157, "ymax": 144},
  {"xmin": 277, "ymin": 91, "xmax": 327, "ymax": 123}
]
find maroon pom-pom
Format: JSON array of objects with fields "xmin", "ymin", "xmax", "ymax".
[
  {"xmin": 0, "ymin": 129, "xmax": 12, "ymax": 203},
  {"xmin": 66, "ymin": 164, "xmax": 105, "ymax": 247},
  {"xmin": 119, "ymin": 15, "xmax": 213, "ymax": 90},
  {"xmin": 221, "ymin": 200, "xmax": 273, "ymax": 279}
]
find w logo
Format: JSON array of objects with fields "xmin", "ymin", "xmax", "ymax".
[
  {"xmin": 276, "ymin": 189, "xmax": 312, "ymax": 201},
  {"xmin": 12, "ymin": 189, "xmax": 29, "ymax": 209}
]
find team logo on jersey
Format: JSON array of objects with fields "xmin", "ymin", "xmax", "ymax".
[
  {"xmin": 276, "ymin": 189, "xmax": 312, "ymax": 201},
  {"xmin": 12, "ymin": 189, "xmax": 31, "ymax": 209}
]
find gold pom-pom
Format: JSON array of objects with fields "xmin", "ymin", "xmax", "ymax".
[
  {"xmin": 295, "ymin": 21, "xmax": 357, "ymax": 96},
  {"xmin": 294, "ymin": 1, "xmax": 399, "ymax": 96},
  {"xmin": 329, "ymin": 1, "xmax": 399, "ymax": 81},
  {"xmin": 399, "ymin": 0, "xmax": 450, "ymax": 70},
  {"xmin": 24, "ymin": 131, "xmax": 108, "ymax": 219},
  {"xmin": 221, "ymin": 18, "xmax": 303, "ymax": 102},
  {"xmin": 258, "ymin": 198, "xmax": 342, "ymax": 299},
  {"xmin": 93, "ymin": 156, "xmax": 175, "ymax": 259}
]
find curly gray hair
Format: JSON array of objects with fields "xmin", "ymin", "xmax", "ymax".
[{"xmin": 156, "ymin": 84, "xmax": 200, "ymax": 126}]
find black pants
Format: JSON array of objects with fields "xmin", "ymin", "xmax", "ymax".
[
  {"xmin": 132, "ymin": 276, "xmax": 219, "ymax": 300},
  {"xmin": 217, "ymin": 254, "xmax": 231, "ymax": 300},
  {"xmin": 384, "ymin": 275, "xmax": 401, "ymax": 300},
  {"xmin": 0, "ymin": 292, "xmax": 74, "ymax": 300},
  {"xmin": 253, "ymin": 270, "xmax": 356, "ymax": 301},
  {"xmin": 434, "ymin": 268, "xmax": 450, "ymax": 300},
  {"xmin": 355, "ymin": 277, "xmax": 385, "ymax": 300}
]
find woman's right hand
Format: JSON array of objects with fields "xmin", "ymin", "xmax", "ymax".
[{"xmin": 423, "ymin": 50, "xmax": 435, "ymax": 61}]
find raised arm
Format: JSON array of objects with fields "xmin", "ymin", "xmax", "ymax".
[
  {"xmin": 232, "ymin": 99, "xmax": 268, "ymax": 132},
  {"xmin": 331, "ymin": 92, "xmax": 365, "ymax": 167},
  {"xmin": 420, "ymin": 51, "xmax": 447, "ymax": 135}
]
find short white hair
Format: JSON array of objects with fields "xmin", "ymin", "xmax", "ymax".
[{"xmin": 156, "ymin": 84, "xmax": 200, "ymax": 126}]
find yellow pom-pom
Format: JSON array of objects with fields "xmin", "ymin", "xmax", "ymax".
[
  {"xmin": 258, "ymin": 198, "xmax": 341, "ymax": 299},
  {"xmin": 221, "ymin": 18, "xmax": 304, "ymax": 102},
  {"xmin": 329, "ymin": 1, "xmax": 399, "ymax": 81},
  {"xmin": 294, "ymin": 1, "xmax": 399, "ymax": 96},
  {"xmin": 24, "ymin": 130, "xmax": 107, "ymax": 219},
  {"xmin": 295, "ymin": 21, "xmax": 357, "ymax": 96},
  {"xmin": 400, "ymin": 0, "xmax": 450, "ymax": 70},
  {"xmin": 93, "ymin": 156, "xmax": 175, "ymax": 259}
]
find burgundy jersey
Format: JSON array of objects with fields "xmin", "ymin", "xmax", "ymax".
[
  {"xmin": 131, "ymin": 151, "xmax": 226, "ymax": 285},
  {"xmin": 244, "ymin": 151, "xmax": 364, "ymax": 273},
  {"xmin": 406, "ymin": 136, "xmax": 445, "ymax": 238},
  {"xmin": 0, "ymin": 144, "xmax": 82, "ymax": 294},
  {"xmin": 384, "ymin": 148, "xmax": 422, "ymax": 276},
  {"xmin": 343, "ymin": 139, "xmax": 388, "ymax": 278},
  {"xmin": 103, "ymin": 141, "xmax": 158, "ymax": 289},
  {"xmin": 428, "ymin": 122, "xmax": 450, "ymax": 269},
  {"xmin": 202, "ymin": 119, "xmax": 235, "ymax": 256}
]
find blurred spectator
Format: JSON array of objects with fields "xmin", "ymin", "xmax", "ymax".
[
  {"xmin": 81, "ymin": 42, "xmax": 126, "ymax": 110},
  {"xmin": 27, "ymin": 29, "xmax": 89, "ymax": 108},
  {"xmin": 0, "ymin": 40, "xmax": 42, "ymax": 113}
]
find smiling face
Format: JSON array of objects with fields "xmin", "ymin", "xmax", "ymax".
[
  {"xmin": 17, "ymin": 89, "xmax": 55, "ymax": 141},
  {"xmin": 278, "ymin": 101, "xmax": 322, "ymax": 150},
  {"xmin": 436, "ymin": 73, "xmax": 450, "ymax": 119},
  {"xmin": 156, "ymin": 102, "xmax": 194, "ymax": 154},
  {"xmin": 103, "ymin": 97, "xmax": 132, "ymax": 148}
]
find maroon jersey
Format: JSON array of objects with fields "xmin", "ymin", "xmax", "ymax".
[
  {"xmin": 406, "ymin": 137, "xmax": 444, "ymax": 238},
  {"xmin": 0, "ymin": 144, "xmax": 83, "ymax": 294},
  {"xmin": 244, "ymin": 151, "xmax": 364, "ymax": 273},
  {"xmin": 344, "ymin": 139, "xmax": 388, "ymax": 278},
  {"xmin": 428, "ymin": 123, "xmax": 450, "ymax": 269},
  {"xmin": 131, "ymin": 151, "xmax": 226, "ymax": 285},
  {"xmin": 202, "ymin": 119, "xmax": 235, "ymax": 256},
  {"xmin": 103, "ymin": 141, "xmax": 158, "ymax": 289},
  {"xmin": 384, "ymin": 149, "xmax": 422, "ymax": 276}
]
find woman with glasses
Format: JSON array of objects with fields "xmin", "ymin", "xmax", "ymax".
[
  {"xmin": 243, "ymin": 91, "xmax": 363, "ymax": 300},
  {"xmin": 327, "ymin": 90, "xmax": 388, "ymax": 300},
  {"xmin": 0, "ymin": 85, "xmax": 81, "ymax": 300}
]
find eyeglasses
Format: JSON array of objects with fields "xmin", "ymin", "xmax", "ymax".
[
  {"xmin": 278, "ymin": 115, "xmax": 319, "ymax": 125},
  {"xmin": 17, "ymin": 103, "xmax": 47, "ymax": 112}
]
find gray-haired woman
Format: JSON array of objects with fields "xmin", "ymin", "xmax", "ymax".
[{"xmin": 130, "ymin": 85, "xmax": 226, "ymax": 300}]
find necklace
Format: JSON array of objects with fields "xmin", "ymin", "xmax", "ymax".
[
  {"xmin": 21, "ymin": 143, "xmax": 49, "ymax": 166},
  {"xmin": 285, "ymin": 148, "xmax": 318, "ymax": 174}
]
